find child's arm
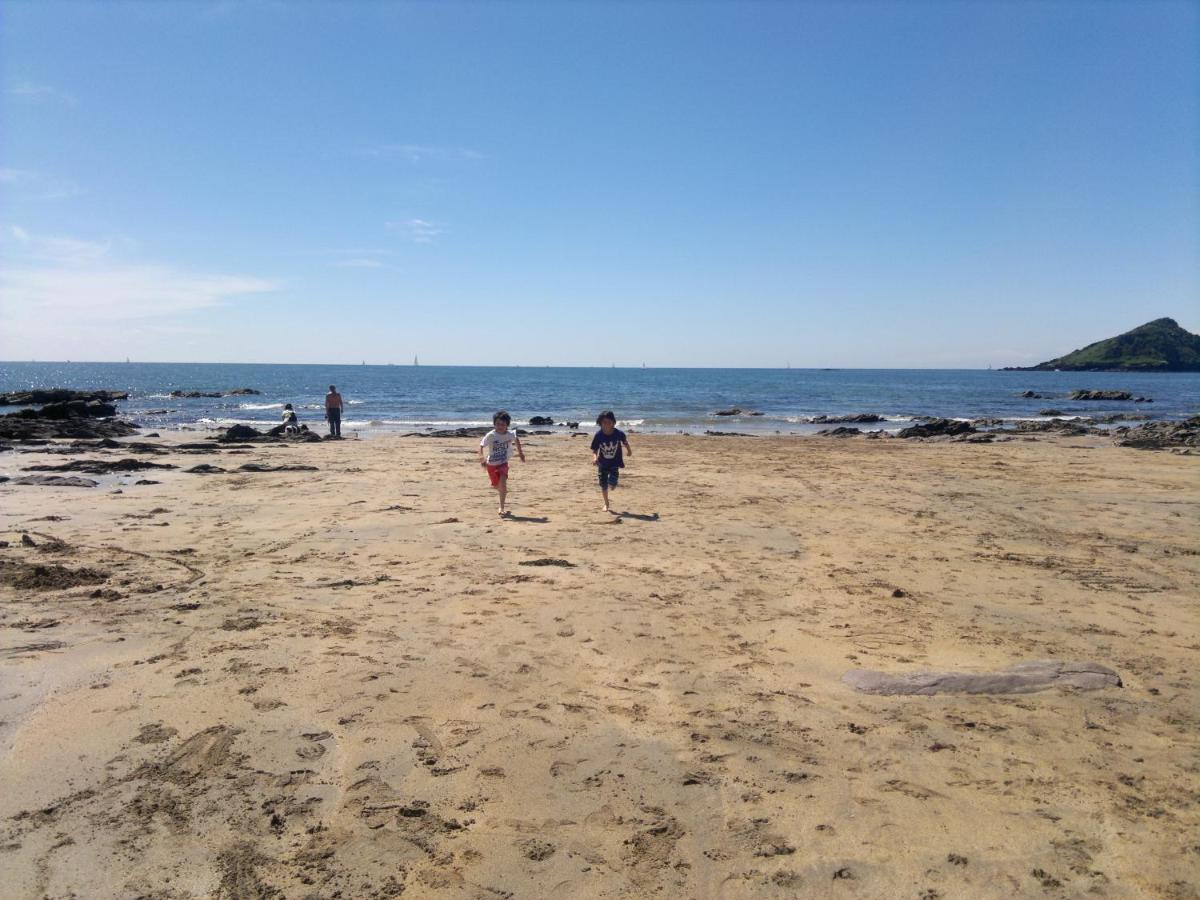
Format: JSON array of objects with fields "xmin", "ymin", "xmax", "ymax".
[
  {"xmin": 515, "ymin": 436, "xmax": 526, "ymax": 462},
  {"xmin": 479, "ymin": 437, "xmax": 488, "ymax": 467},
  {"xmin": 622, "ymin": 437, "xmax": 632, "ymax": 458}
]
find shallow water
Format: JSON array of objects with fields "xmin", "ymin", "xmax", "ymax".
[{"xmin": 1, "ymin": 361, "xmax": 1196, "ymax": 435}]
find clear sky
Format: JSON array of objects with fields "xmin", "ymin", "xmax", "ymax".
[{"xmin": 1, "ymin": 0, "xmax": 1196, "ymax": 367}]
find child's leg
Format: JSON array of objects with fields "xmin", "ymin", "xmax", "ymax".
[
  {"xmin": 601, "ymin": 484, "xmax": 610, "ymax": 511},
  {"xmin": 498, "ymin": 476, "xmax": 508, "ymax": 513}
]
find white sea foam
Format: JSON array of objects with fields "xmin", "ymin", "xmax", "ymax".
[{"xmin": 239, "ymin": 402, "xmax": 283, "ymax": 410}]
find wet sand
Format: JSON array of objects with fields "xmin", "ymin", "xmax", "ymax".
[{"xmin": 1, "ymin": 433, "xmax": 1197, "ymax": 897}]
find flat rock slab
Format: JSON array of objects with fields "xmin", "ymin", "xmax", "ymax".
[
  {"xmin": 24, "ymin": 458, "xmax": 177, "ymax": 475},
  {"xmin": 236, "ymin": 463, "xmax": 319, "ymax": 472},
  {"xmin": 842, "ymin": 660, "xmax": 1121, "ymax": 695},
  {"xmin": 14, "ymin": 475, "xmax": 99, "ymax": 488}
]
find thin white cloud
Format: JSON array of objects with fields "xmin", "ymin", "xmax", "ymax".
[
  {"xmin": 0, "ymin": 226, "xmax": 279, "ymax": 355},
  {"xmin": 357, "ymin": 143, "xmax": 483, "ymax": 162},
  {"xmin": 0, "ymin": 169, "xmax": 84, "ymax": 201},
  {"xmin": 7, "ymin": 225, "xmax": 109, "ymax": 266},
  {"xmin": 6, "ymin": 81, "xmax": 78, "ymax": 106},
  {"xmin": 323, "ymin": 247, "xmax": 394, "ymax": 269},
  {"xmin": 386, "ymin": 218, "xmax": 444, "ymax": 244}
]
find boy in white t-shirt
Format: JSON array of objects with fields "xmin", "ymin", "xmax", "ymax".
[{"xmin": 478, "ymin": 410, "xmax": 526, "ymax": 517}]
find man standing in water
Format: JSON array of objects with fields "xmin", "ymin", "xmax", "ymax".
[{"xmin": 325, "ymin": 384, "xmax": 344, "ymax": 438}]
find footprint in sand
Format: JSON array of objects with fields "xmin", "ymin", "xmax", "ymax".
[{"xmin": 296, "ymin": 731, "xmax": 332, "ymax": 759}]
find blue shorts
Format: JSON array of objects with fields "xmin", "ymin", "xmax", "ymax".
[{"xmin": 597, "ymin": 466, "xmax": 619, "ymax": 489}]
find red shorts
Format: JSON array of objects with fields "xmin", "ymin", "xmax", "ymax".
[{"xmin": 486, "ymin": 463, "xmax": 509, "ymax": 487}]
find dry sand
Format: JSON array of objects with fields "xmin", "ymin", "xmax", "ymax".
[{"xmin": 0, "ymin": 432, "xmax": 1197, "ymax": 898}]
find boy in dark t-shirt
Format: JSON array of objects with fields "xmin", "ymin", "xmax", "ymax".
[{"xmin": 591, "ymin": 410, "xmax": 632, "ymax": 513}]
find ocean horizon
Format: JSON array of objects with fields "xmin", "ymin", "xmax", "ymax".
[{"xmin": 3, "ymin": 361, "xmax": 1197, "ymax": 437}]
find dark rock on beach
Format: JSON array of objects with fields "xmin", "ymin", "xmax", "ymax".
[
  {"xmin": 23, "ymin": 458, "xmax": 177, "ymax": 475},
  {"xmin": 406, "ymin": 426, "xmax": 492, "ymax": 438},
  {"xmin": 704, "ymin": 430, "xmax": 754, "ymax": 437},
  {"xmin": 18, "ymin": 400, "xmax": 118, "ymax": 419},
  {"xmin": 897, "ymin": 418, "xmax": 975, "ymax": 439},
  {"xmin": 1038, "ymin": 409, "xmax": 1065, "ymax": 417},
  {"xmin": 1115, "ymin": 416, "xmax": 1200, "ymax": 451},
  {"xmin": 185, "ymin": 464, "xmax": 227, "ymax": 474},
  {"xmin": 0, "ymin": 405, "xmax": 139, "ymax": 443},
  {"xmin": 1069, "ymin": 390, "xmax": 1133, "ymax": 401},
  {"xmin": 1019, "ymin": 391, "xmax": 1047, "ymax": 399},
  {"xmin": 816, "ymin": 426, "xmax": 862, "ymax": 437},
  {"xmin": 0, "ymin": 389, "xmax": 128, "ymax": 406},
  {"xmin": 266, "ymin": 424, "xmax": 322, "ymax": 441},
  {"xmin": 528, "ymin": 416, "xmax": 555, "ymax": 426},
  {"xmin": 236, "ymin": 463, "xmax": 319, "ymax": 473},
  {"xmin": 713, "ymin": 408, "xmax": 761, "ymax": 416},
  {"xmin": 1014, "ymin": 419, "xmax": 1094, "ymax": 436},
  {"xmin": 214, "ymin": 424, "xmax": 321, "ymax": 444},
  {"xmin": 13, "ymin": 475, "xmax": 100, "ymax": 488},
  {"xmin": 809, "ymin": 413, "xmax": 886, "ymax": 424},
  {"xmin": 216, "ymin": 424, "xmax": 269, "ymax": 442}
]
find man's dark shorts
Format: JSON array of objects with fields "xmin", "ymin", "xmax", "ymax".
[{"xmin": 597, "ymin": 466, "xmax": 619, "ymax": 489}]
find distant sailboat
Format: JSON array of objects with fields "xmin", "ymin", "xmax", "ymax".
[
  {"xmin": 125, "ymin": 357, "xmax": 131, "ymax": 363},
  {"xmin": 413, "ymin": 355, "xmax": 419, "ymax": 366}
]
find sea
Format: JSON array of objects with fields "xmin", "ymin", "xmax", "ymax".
[{"xmin": 1, "ymin": 362, "xmax": 1197, "ymax": 437}]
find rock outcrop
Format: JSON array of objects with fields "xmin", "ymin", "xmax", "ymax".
[
  {"xmin": 1070, "ymin": 390, "xmax": 1133, "ymax": 401},
  {"xmin": 809, "ymin": 414, "xmax": 886, "ymax": 424},
  {"xmin": 1115, "ymin": 416, "xmax": 1200, "ymax": 451},
  {"xmin": 171, "ymin": 388, "xmax": 262, "ymax": 398},
  {"xmin": 896, "ymin": 419, "xmax": 975, "ymax": 439},
  {"xmin": 0, "ymin": 403, "xmax": 138, "ymax": 442},
  {"xmin": 0, "ymin": 389, "xmax": 128, "ymax": 406}
]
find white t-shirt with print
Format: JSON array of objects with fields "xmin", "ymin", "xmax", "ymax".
[{"xmin": 481, "ymin": 429, "xmax": 519, "ymax": 465}]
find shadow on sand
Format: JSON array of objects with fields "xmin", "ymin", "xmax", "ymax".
[
  {"xmin": 504, "ymin": 514, "xmax": 549, "ymax": 523},
  {"xmin": 615, "ymin": 510, "xmax": 660, "ymax": 521}
]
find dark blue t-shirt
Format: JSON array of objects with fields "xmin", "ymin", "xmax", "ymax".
[{"xmin": 591, "ymin": 428, "xmax": 626, "ymax": 469}]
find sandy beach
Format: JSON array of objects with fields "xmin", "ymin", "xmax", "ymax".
[{"xmin": 1, "ymin": 432, "xmax": 1197, "ymax": 898}]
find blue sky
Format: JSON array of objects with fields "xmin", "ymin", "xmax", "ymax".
[{"xmin": 1, "ymin": 0, "xmax": 1196, "ymax": 367}]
